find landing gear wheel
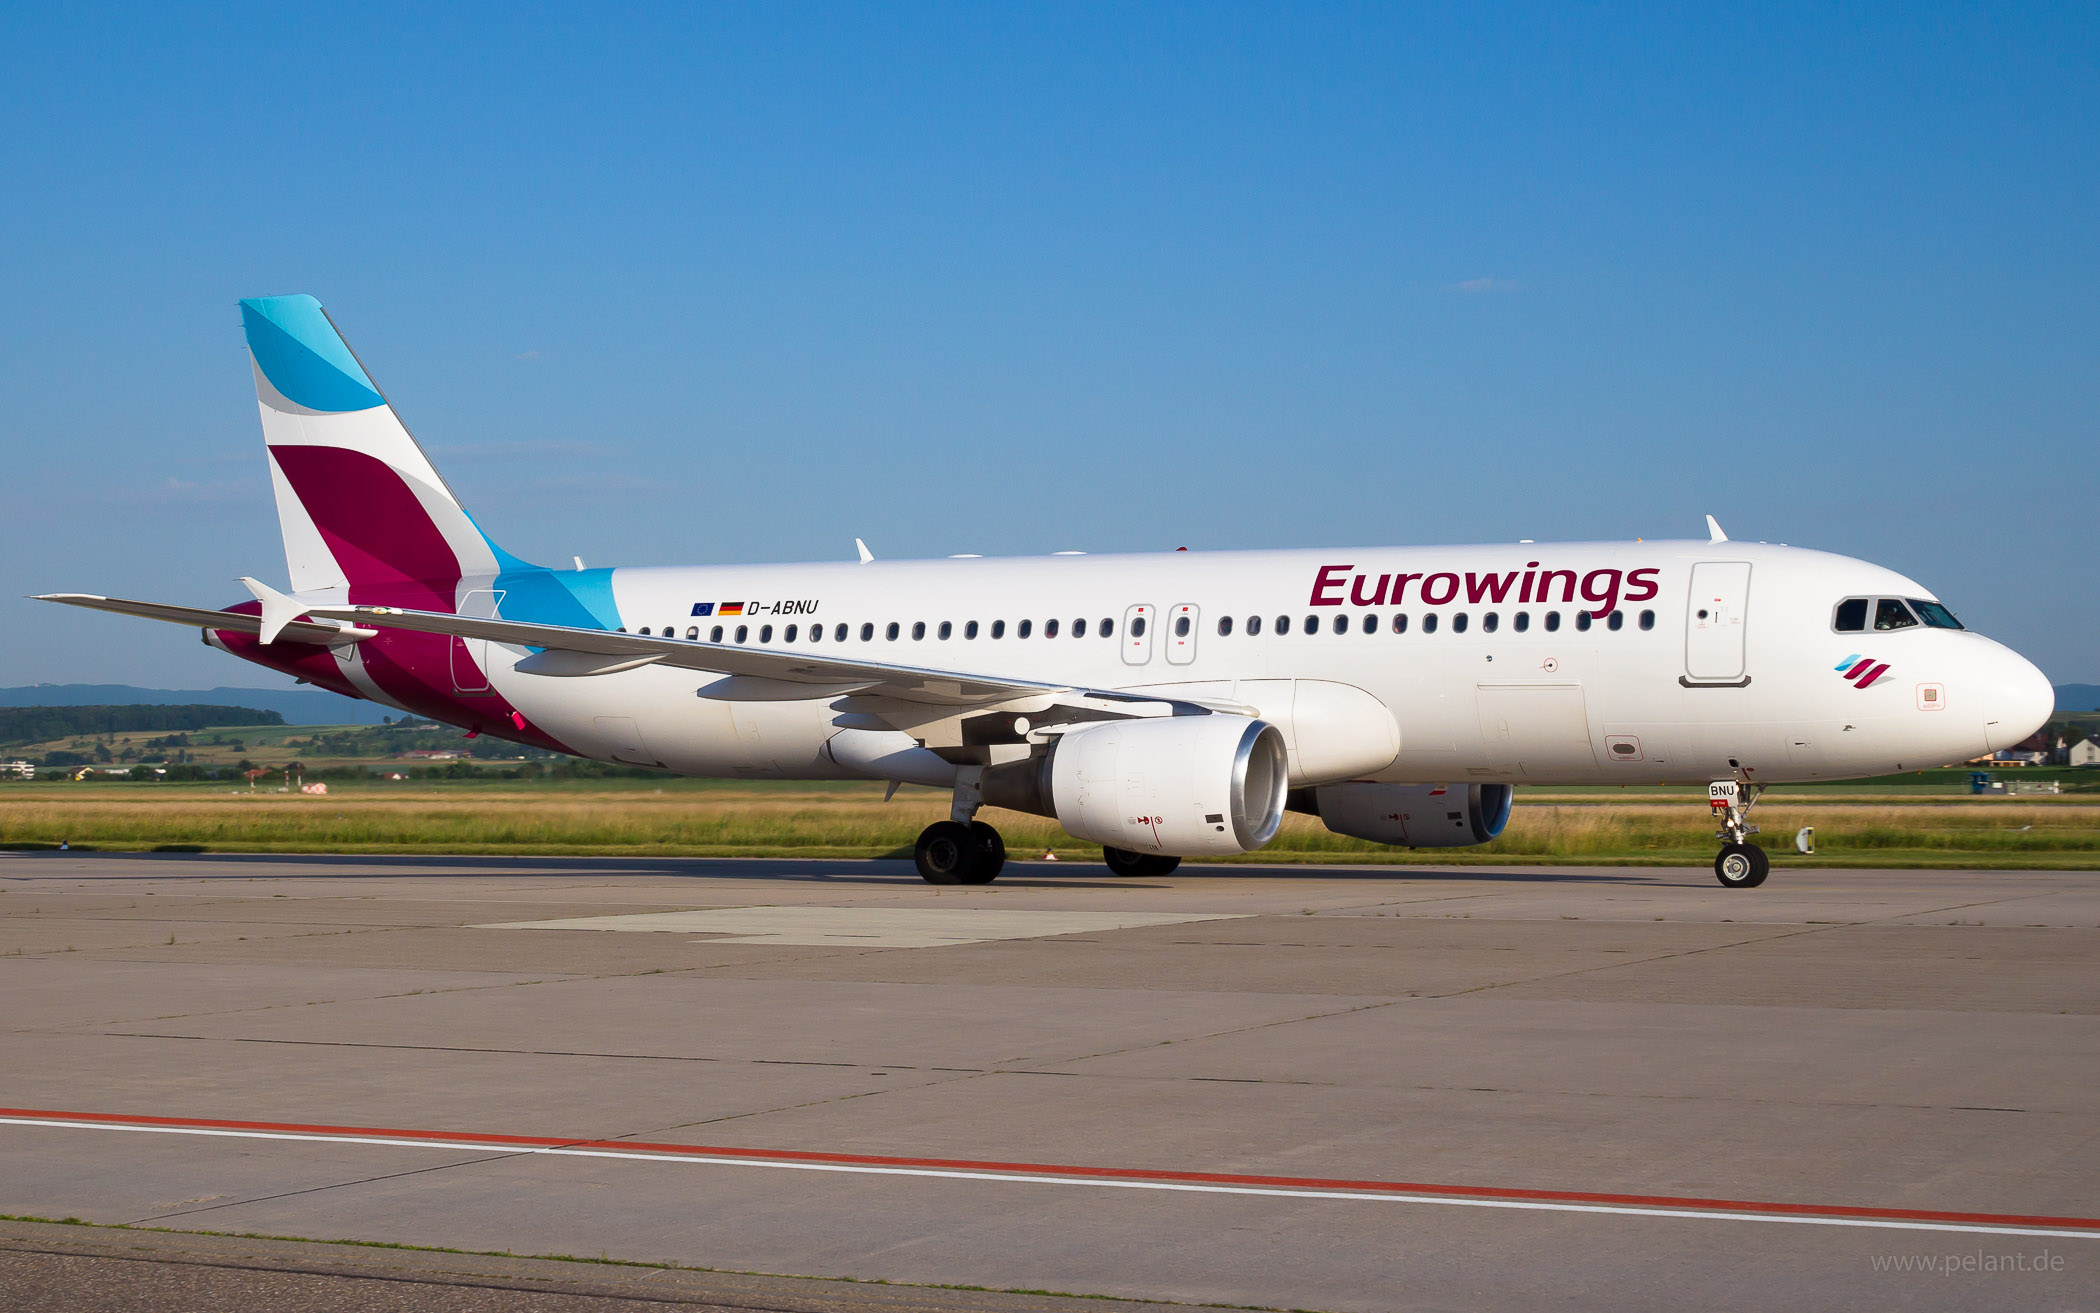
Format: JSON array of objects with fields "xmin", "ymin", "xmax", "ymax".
[
  {"xmin": 961, "ymin": 821, "xmax": 1006, "ymax": 885},
  {"xmin": 915, "ymin": 820, "xmax": 1006, "ymax": 885},
  {"xmin": 1102, "ymin": 847, "xmax": 1183, "ymax": 878},
  {"xmin": 1714, "ymin": 843, "xmax": 1770, "ymax": 889}
]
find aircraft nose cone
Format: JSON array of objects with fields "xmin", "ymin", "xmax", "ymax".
[{"xmin": 1981, "ymin": 651, "xmax": 2054, "ymax": 751}]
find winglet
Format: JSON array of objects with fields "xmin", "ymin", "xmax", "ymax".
[
  {"xmin": 1705, "ymin": 514, "xmax": 1728, "ymax": 544},
  {"xmin": 238, "ymin": 577, "xmax": 304, "ymax": 645},
  {"xmin": 855, "ymin": 538, "xmax": 874, "ymax": 564}
]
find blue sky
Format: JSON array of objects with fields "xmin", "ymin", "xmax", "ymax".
[{"xmin": 2, "ymin": 2, "xmax": 2094, "ymax": 686}]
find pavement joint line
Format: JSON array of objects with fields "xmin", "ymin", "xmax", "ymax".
[
  {"xmin": 124, "ymin": 1148, "xmax": 540, "ymax": 1226},
  {"xmin": 5, "ymin": 1107, "xmax": 2097, "ymax": 1240}
]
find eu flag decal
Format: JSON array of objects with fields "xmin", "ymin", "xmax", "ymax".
[{"xmin": 691, "ymin": 602, "xmax": 714, "ymax": 617}]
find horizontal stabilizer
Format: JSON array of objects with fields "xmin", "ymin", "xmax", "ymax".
[{"xmin": 33, "ymin": 594, "xmax": 376, "ymax": 647}]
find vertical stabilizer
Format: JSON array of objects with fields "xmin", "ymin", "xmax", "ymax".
[{"xmin": 242, "ymin": 295, "xmax": 511, "ymax": 610}]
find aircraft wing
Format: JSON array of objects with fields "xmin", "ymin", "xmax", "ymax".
[
  {"xmin": 34, "ymin": 593, "xmax": 375, "ymax": 647},
  {"xmin": 309, "ymin": 603, "xmax": 1162, "ymax": 710}
]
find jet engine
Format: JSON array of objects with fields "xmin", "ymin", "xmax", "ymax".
[
  {"xmin": 1295, "ymin": 781, "xmax": 1514, "ymax": 848},
  {"xmin": 982, "ymin": 714, "xmax": 1288, "ymax": 856}
]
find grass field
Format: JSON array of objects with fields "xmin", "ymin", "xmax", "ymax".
[{"xmin": 2, "ymin": 781, "xmax": 2094, "ymax": 868}]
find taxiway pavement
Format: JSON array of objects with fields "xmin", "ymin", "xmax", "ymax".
[{"xmin": 1, "ymin": 853, "xmax": 2093, "ymax": 1311}]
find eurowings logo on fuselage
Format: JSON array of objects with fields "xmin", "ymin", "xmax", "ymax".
[{"xmin": 1835, "ymin": 654, "xmax": 1891, "ymax": 688}]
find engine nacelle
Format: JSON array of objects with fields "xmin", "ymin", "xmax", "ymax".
[
  {"xmin": 1298, "ymin": 781, "xmax": 1514, "ymax": 848},
  {"xmin": 983, "ymin": 715, "xmax": 1288, "ymax": 856}
]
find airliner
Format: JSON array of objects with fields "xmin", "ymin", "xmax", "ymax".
[{"xmin": 39, "ymin": 296, "xmax": 2054, "ymax": 888}]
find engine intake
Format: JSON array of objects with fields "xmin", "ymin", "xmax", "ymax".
[
  {"xmin": 983, "ymin": 714, "xmax": 1288, "ymax": 856},
  {"xmin": 1296, "ymin": 781, "xmax": 1514, "ymax": 848}
]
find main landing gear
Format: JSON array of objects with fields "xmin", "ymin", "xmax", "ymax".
[
  {"xmin": 1708, "ymin": 779, "xmax": 1770, "ymax": 888},
  {"xmin": 914, "ymin": 768, "xmax": 1007, "ymax": 885}
]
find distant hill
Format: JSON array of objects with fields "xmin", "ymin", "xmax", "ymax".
[
  {"xmin": 0, "ymin": 704, "xmax": 285, "ymax": 747},
  {"xmin": 0, "ymin": 684, "xmax": 392, "ymax": 725},
  {"xmin": 2060, "ymin": 685, "xmax": 2100, "ymax": 713}
]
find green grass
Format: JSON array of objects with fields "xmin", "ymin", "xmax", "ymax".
[{"xmin": 2, "ymin": 781, "xmax": 2094, "ymax": 867}]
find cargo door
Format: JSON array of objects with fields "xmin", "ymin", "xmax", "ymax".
[
  {"xmin": 1684, "ymin": 562, "xmax": 1752, "ymax": 684},
  {"xmin": 1477, "ymin": 683, "xmax": 1599, "ymax": 779}
]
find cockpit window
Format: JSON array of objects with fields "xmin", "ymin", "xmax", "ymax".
[
  {"xmin": 1909, "ymin": 599, "xmax": 1964, "ymax": 630},
  {"xmin": 1833, "ymin": 598, "xmax": 1868, "ymax": 632},
  {"xmin": 1873, "ymin": 598, "xmax": 1919, "ymax": 631}
]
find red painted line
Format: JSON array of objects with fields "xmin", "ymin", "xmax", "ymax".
[{"xmin": 4, "ymin": 1105, "xmax": 2095, "ymax": 1232}]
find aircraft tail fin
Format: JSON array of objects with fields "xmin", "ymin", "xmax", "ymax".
[{"xmin": 241, "ymin": 294, "xmax": 524, "ymax": 609}]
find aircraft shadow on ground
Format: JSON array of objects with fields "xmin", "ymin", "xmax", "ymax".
[{"xmin": 0, "ymin": 850, "xmax": 1680, "ymax": 887}]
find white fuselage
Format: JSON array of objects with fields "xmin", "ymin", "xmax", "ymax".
[{"xmin": 448, "ymin": 539, "xmax": 2051, "ymax": 789}]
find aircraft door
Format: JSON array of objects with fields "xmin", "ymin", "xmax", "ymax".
[
  {"xmin": 1684, "ymin": 562, "xmax": 1752, "ymax": 684},
  {"xmin": 451, "ymin": 589, "xmax": 505, "ymax": 695},
  {"xmin": 1121, "ymin": 604, "xmax": 1155, "ymax": 665},
  {"xmin": 1164, "ymin": 604, "xmax": 1198, "ymax": 665}
]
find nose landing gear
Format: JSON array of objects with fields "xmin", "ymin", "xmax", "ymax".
[{"xmin": 1708, "ymin": 780, "xmax": 1770, "ymax": 888}]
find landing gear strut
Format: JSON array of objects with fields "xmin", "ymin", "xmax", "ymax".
[
  {"xmin": 1708, "ymin": 779, "xmax": 1770, "ymax": 888},
  {"xmin": 914, "ymin": 768, "xmax": 1007, "ymax": 885}
]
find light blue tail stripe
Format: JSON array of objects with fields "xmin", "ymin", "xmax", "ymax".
[{"xmin": 241, "ymin": 295, "xmax": 384, "ymax": 413}]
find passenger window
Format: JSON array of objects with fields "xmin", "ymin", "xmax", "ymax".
[
  {"xmin": 1100, "ymin": 618, "xmax": 1114, "ymax": 638},
  {"xmin": 811, "ymin": 624, "xmax": 824, "ymax": 642},
  {"xmin": 1453, "ymin": 612, "xmax": 1468, "ymax": 634},
  {"xmin": 965, "ymin": 620, "xmax": 978, "ymax": 639},
  {"xmin": 1362, "ymin": 614, "xmax": 1377, "ymax": 634},
  {"xmin": 638, "ymin": 627, "xmax": 651, "ymax": 636},
  {"xmin": 886, "ymin": 622, "xmax": 900, "ymax": 640},
  {"xmin": 1045, "ymin": 618, "xmax": 1060, "ymax": 638},
  {"xmin": 1544, "ymin": 611, "xmax": 1561, "ymax": 632},
  {"xmin": 860, "ymin": 623, "xmax": 873, "ymax": 641},
  {"xmin": 760, "ymin": 624, "xmax": 773, "ymax": 643},
  {"xmin": 1513, "ymin": 612, "xmax": 1529, "ymax": 633},
  {"xmin": 910, "ymin": 621, "xmax": 924, "ymax": 640},
  {"xmin": 1074, "ymin": 618, "xmax": 1088, "ymax": 638},
  {"xmin": 1019, "ymin": 619, "xmax": 1032, "ymax": 638},
  {"xmin": 1276, "ymin": 615, "xmax": 1291, "ymax": 635},
  {"xmin": 1218, "ymin": 615, "xmax": 1234, "ymax": 637},
  {"xmin": 1911, "ymin": 599, "xmax": 1963, "ymax": 630},
  {"xmin": 1330, "ymin": 615, "xmax": 1346, "ymax": 634},
  {"xmin": 1392, "ymin": 613, "xmax": 1407, "ymax": 634},
  {"xmin": 1483, "ymin": 612, "xmax": 1499, "ymax": 633},
  {"xmin": 1422, "ymin": 613, "xmax": 1438, "ymax": 633},
  {"xmin": 1833, "ymin": 598, "xmax": 1868, "ymax": 632},
  {"xmin": 1247, "ymin": 615, "xmax": 1263, "ymax": 636},
  {"xmin": 710, "ymin": 625, "xmax": 724, "ymax": 642},
  {"xmin": 1174, "ymin": 616, "xmax": 1190, "ymax": 637},
  {"xmin": 1607, "ymin": 611, "xmax": 1623, "ymax": 631},
  {"xmin": 835, "ymin": 623, "xmax": 848, "ymax": 642},
  {"xmin": 1131, "ymin": 617, "xmax": 1146, "ymax": 637},
  {"xmin": 1305, "ymin": 615, "xmax": 1318, "ymax": 634},
  {"xmin": 1575, "ymin": 611, "xmax": 1592, "ymax": 631},
  {"xmin": 685, "ymin": 626, "xmax": 698, "ymax": 640},
  {"xmin": 937, "ymin": 621, "xmax": 951, "ymax": 640},
  {"xmin": 1874, "ymin": 599, "xmax": 1919, "ymax": 631},
  {"xmin": 736, "ymin": 625, "xmax": 749, "ymax": 643},
  {"xmin": 1639, "ymin": 610, "xmax": 1654, "ymax": 631},
  {"xmin": 785, "ymin": 624, "xmax": 798, "ymax": 642},
  {"xmin": 992, "ymin": 619, "xmax": 1006, "ymax": 639}
]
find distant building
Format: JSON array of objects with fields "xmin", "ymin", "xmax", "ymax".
[
  {"xmin": 2072, "ymin": 738, "xmax": 2100, "ymax": 769},
  {"xmin": 0, "ymin": 761, "xmax": 34, "ymax": 779},
  {"xmin": 400, "ymin": 749, "xmax": 463, "ymax": 760}
]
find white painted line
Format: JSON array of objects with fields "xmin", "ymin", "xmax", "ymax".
[
  {"xmin": 471, "ymin": 906, "xmax": 1250, "ymax": 947},
  {"xmin": 4, "ymin": 1116, "xmax": 2095, "ymax": 1240}
]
